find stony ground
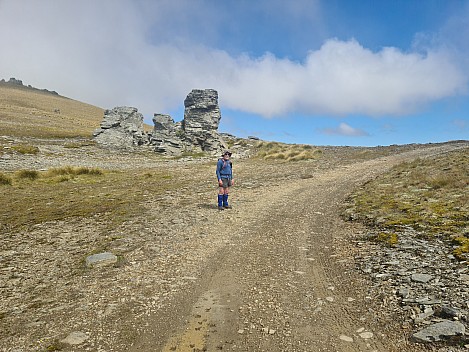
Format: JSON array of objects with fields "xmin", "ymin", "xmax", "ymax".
[{"xmin": 1, "ymin": 137, "xmax": 468, "ymax": 352}]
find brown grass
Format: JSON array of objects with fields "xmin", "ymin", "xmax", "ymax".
[
  {"xmin": 0, "ymin": 167, "xmax": 180, "ymax": 232},
  {"xmin": 0, "ymin": 83, "xmax": 104, "ymax": 137},
  {"xmin": 255, "ymin": 141, "xmax": 322, "ymax": 161}
]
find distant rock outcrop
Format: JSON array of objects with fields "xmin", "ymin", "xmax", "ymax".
[
  {"xmin": 0, "ymin": 77, "xmax": 59, "ymax": 95},
  {"xmin": 93, "ymin": 107, "xmax": 148, "ymax": 149},
  {"xmin": 94, "ymin": 89, "xmax": 227, "ymax": 155}
]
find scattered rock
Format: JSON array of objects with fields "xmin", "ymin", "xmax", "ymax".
[
  {"xmin": 412, "ymin": 321, "xmax": 465, "ymax": 343},
  {"xmin": 411, "ymin": 273, "xmax": 433, "ymax": 283},
  {"xmin": 359, "ymin": 331, "xmax": 374, "ymax": 339},
  {"xmin": 85, "ymin": 252, "xmax": 118, "ymax": 267},
  {"xmin": 60, "ymin": 331, "xmax": 88, "ymax": 345},
  {"xmin": 353, "ymin": 226, "xmax": 469, "ymax": 345},
  {"xmin": 339, "ymin": 335, "xmax": 354, "ymax": 342}
]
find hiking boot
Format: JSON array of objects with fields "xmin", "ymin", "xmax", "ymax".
[
  {"xmin": 223, "ymin": 205, "xmax": 232, "ymax": 209},
  {"xmin": 218, "ymin": 206, "xmax": 225, "ymax": 211}
]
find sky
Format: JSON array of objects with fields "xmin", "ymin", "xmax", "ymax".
[{"xmin": 0, "ymin": 0, "xmax": 468, "ymax": 146}]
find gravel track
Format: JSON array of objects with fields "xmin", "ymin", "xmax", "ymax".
[{"xmin": 1, "ymin": 140, "xmax": 467, "ymax": 351}]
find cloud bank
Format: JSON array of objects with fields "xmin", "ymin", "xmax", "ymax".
[
  {"xmin": 0, "ymin": 0, "xmax": 467, "ymax": 119},
  {"xmin": 321, "ymin": 123, "xmax": 369, "ymax": 137}
]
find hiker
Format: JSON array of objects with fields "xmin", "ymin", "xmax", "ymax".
[{"xmin": 216, "ymin": 150, "xmax": 234, "ymax": 210}]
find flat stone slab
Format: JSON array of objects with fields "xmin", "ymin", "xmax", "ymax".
[
  {"xmin": 60, "ymin": 331, "xmax": 88, "ymax": 345},
  {"xmin": 412, "ymin": 321, "xmax": 465, "ymax": 342},
  {"xmin": 85, "ymin": 252, "xmax": 117, "ymax": 267},
  {"xmin": 411, "ymin": 273, "xmax": 433, "ymax": 283}
]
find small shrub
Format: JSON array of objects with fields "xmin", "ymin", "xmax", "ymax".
[
  {"xmin": 16, "ymin": 169, "xmax": 39, "ymax": 180},
  {"xmin": 0, "ymin": 173, "xmax": 12, "ymax": 185},
  {"xmin": 11, "ymin": 144, "xmax": 39, "ymax": 154}
]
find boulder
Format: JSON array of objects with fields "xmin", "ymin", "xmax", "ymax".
[
  {"xmin": 93, "ymin": 107, "xmax": 148, "ymax": 149},
  {"xmin": 150, "ymin": 114, "xmax": 184, "ymax": 154}
]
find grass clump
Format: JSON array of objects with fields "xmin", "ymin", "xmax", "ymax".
[
  {"xmin": 46, "ymin": 166, "xmax": 103, "ymax": 177},
  {"xmin": 346, "ymin": 148, "xmax": 469, "ymax": 256},
  {"xmin": 11, "ymin": 144, "xmax": 39, "ymax": 154},
  {"xmin": 255, "ymin": 141, "xmax": 322, "ymax": 162},
  {"xmin": 0, "ymin": 173, "xmax": 12, "ymax": 185},
  {"xmin": 16, "ymin": 169, "xmax": 39, "ymax": 180}
]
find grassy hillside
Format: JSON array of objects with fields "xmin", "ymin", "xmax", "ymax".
[
  {"xmin": 0, "ymin": 83, "xmax": 106, "ymax": 138},
  {"xmin": 345, "ymin": 148, "xmax": 469, "ymax": 259}
]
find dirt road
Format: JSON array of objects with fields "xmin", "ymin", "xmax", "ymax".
[
  {"xmin": 129, "ymin": 145, "xmax": 465, "ymax": 352},
  {"xmin": 2, "ymin": 142, "xmax": 467, "ymax": 352}
]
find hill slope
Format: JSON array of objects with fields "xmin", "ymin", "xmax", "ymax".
[{"xmin": 0, "ymin": 82, "xmax": 104, "ymax": 138}]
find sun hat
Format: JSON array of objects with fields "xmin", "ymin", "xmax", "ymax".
[{"xmin": 222, "ymin": 150, "xmax": 232, "ymax": 156}]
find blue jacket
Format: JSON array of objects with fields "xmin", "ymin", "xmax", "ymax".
[{"xmin": 216, "ymin": 158, "xmax": 232, "ymax": 180}]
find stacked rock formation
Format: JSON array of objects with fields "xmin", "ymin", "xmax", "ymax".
[
  {"xmin": 182, "ymin": 89, "xmax": 223, "ymax": 152},
  {"xmin": 94, "ymin": 89, "xmax": 226, "ymax": 155},
  {"xmin": 93, "ymin": 107, "xmax": 148, "ymax": 149},
  {"xmin": 150, "ymin": 114, "xmax": 184, "ymax": 154}
]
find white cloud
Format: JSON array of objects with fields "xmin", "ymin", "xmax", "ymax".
[
  {"xmin": 321, "ymin": 123, "xmax": 369, "ymax": 137},
  {"xmin": 0, "ymin": 0, "xmax": 467, "ymax": 120}
]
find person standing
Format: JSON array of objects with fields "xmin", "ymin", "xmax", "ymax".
[{"xmin": 216, "ymin": 150, "xmax": 234, "ymax": 210}]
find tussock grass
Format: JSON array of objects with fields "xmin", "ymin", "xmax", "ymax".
[
  {"xmin": 0, "ymin": 173, "xmax": 12, "ymax": 185},
  {"xmin": 346, "ymin": 148, "xmax": 469, "ymax": 259},
  {"xmin": 11, "ymin": 144, "xmax": 39, "ymax": 154},
  {"xmin": 46, "ymin": 166, "xmax": 103, "ymax": 177},
  {"xmin": 16, "ymin": 169, "xmax": 39, "ymax": 180},
  {"xmin": 255, "ymin": 141, "xmax": 322, "ymax": 161}
]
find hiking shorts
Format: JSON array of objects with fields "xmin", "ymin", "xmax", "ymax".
[{"xmin": 220, "ymin": 178, "xmax": 232, "ymax": 188}]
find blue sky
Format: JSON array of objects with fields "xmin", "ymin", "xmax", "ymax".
[{"xmin": 0, "ymin": 0, "xmax": 468, "ymax": 146}]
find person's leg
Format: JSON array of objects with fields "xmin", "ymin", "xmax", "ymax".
[
  {"xmin": 223, "ymin": 187, "xmax": 230, "ymax": 208},
  {"xmin": 218, "ymin": 186, "xmax": 224, "ymax": 210}
]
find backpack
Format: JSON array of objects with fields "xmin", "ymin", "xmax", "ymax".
[{"xmin": 219, "ymin": 158, "xmax": 233, "ymax": 171}]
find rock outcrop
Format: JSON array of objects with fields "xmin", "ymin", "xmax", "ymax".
[
  {"xmin": 0, "ymin": 77, "xmax": 59, "ymax": 95},
  {"xmin": 181, "ymin": 89, "xmax": 223, "ymax": 152},
  {"xmin": 150, "ymin": 114, "xmax": 185, "ymax": 154},
  {"xmin": 94, "ymin": 89, "xmax": 226, "ymax": 155},
  {"xmin": 93, "ymin": 107, "xmax": 148, "ymax": 149}
]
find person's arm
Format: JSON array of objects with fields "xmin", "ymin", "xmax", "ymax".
[{"xmin": 216, "ymin": 160, "xmax": 222, "ymax": 182}]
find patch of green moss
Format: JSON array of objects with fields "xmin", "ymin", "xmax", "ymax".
[
  {"xmin": 374, "ymin": 232, "xmax": 399, "ymax": 247},
  {"xmin": 453, "ymin": 236, "xmax": 469, "ymax": 260}
]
